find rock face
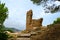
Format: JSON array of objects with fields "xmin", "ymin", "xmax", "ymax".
[{"xmin": 26, "ymin": 10, "xmax": 43, "ymax": 31}]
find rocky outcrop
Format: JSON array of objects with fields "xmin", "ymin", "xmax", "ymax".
[{"xmin": 31, "ymin": 24, "xmax": 60, "ymax": 40}]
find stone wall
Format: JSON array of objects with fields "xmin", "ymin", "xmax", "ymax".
[{"xmin": 26, "ymin": 10, "xmax": 43, "ymax": 31}]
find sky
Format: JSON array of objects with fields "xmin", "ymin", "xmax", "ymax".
[{"xmin": 1, "ymin": 0, "xmax": 60, "ymax": 30}]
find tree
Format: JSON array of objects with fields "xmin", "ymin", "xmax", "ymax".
[
  {"xmin": 0, "ymin": 2, "xmax": 8, "ymax": 40},
  {"xmin": 0, "ymin": 32, "xmax": 8, "ymax": 40},
  {"xmin": 31, "ymin": 0, "xmax": 60, "ymax": 13},
  {"xmin": 0, "ymin": 1, "xmax": 8, "ymax": 32},
  {"xmin": 53, "ymin": 17, "xmax": 60, "ymax": 24},
  {"xmin": 0, "ymin": 2, "xmax": 8, "ymax": 25},
  {"xmin": 31, "ymin": 0, "xmax": 47, "ymax": 5}
]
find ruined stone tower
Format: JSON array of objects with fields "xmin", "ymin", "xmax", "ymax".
[
  {"xmin": 26, "ymin": 10, "xmax": 43, "ymax": 31},
  {"xmin": 26, "ymin": 10, "xmax": 33, "ymax": 31}
]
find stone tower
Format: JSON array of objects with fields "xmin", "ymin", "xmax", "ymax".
[
  {"xmin": 26, "ymin": 10, "xmax": 33, "ymax": 30},
  {"xmin": 26, "ymin": 10, "xmax": 43, "ymax": 31}
]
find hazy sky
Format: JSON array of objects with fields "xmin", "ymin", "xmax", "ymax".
[{"xmin": 1, "ymin": 0, "xmax": 60, "ymax": 30}]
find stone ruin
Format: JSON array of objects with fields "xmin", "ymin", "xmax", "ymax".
[{"xmin": 26, "ymin": 10, "xmax": 43, "ymax": 31}]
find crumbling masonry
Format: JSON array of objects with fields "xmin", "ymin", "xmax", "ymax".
[{"xmin": 26, "ymin": 10, "xmax": 43, "ymax": 31}]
